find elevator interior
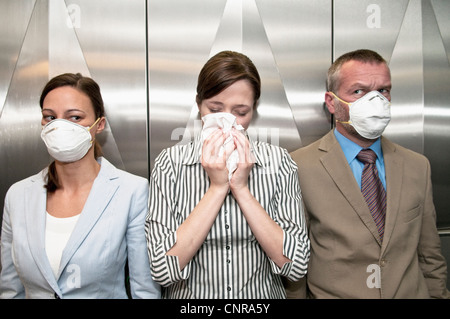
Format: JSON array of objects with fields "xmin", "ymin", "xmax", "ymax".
[{"xmin": 1, "ymin": 0, "xmax": 449, "ymax": 289}]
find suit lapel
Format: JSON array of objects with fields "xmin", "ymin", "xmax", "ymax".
[
  {"xmin": 24, "ymin": 171, "xmax": 61, "ymax": 294},
  {"xmin": 58, "ymin": 158, "xmax": 120, "ymax": 277},
  {"xmin": 319, "ymin": 132, "xmax": 383, "ymax": 245},
  {"xmin": 380, "ymin": 138, "xmax": 402, "ymax": 253}
]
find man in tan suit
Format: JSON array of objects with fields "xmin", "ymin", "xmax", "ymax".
[{"xmin": 288, "ymin": 49, "xmax": 449, "ymax": 298}]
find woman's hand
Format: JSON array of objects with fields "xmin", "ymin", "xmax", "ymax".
[
  {"xmin": 229, "ymin": 128, "xmax": 255, "ymax": 194},
  {"xmin": 201, "ymin": 129, "xmax": 234, "ymax": 190}
]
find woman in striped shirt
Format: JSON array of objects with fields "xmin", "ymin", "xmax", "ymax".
[{"xmin": 146, "ymin": 50, "xmax": 310, "ymax": 298}]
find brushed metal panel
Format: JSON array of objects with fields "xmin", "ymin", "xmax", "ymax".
[
  {"xmin": 334, "ymin": 0, "xmax": 409, "ymax": 62},
  {"xmin": 48, "ymin": 0, "xmax": 90, "ymax": 77},
  {"xmin": 385, "ymin": 0, "xmax": 424, "ymax": 154},
  {"xmin": 64, "ymin": 0, "xmax": 148, "ymax": 177},
  {"xmin": 0, "ymin": 0, "xmax": 36, "ymax": 114},
  {"xmin": 241, "ymin": 0, "xmax": 302, "ymax": 150},
  {"xmin": 423, "ymin": 0, "xmax": 450, "ymax": 228},
  {"xmin": 432, "ymin": 0, "xmax": 450, "ymax": 65},
  {"xmin": 0, "ymin": 0, "xmax": 49, "ymax": 216},
  {"xmin": 256, "ymin": 0, "xmax": 332, "ymax": 147}
]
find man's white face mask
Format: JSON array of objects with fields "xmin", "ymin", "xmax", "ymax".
[
  {"xmin": 201, "ymin": 112, "xmax": 244, "ymax": 180},
  {"xmin": 331, "ymin": 90, "xmax": 391, "ymax": 140},
  {"xmin": 41, "ymin": 118, "xmax": 100, "ymax": 162}
]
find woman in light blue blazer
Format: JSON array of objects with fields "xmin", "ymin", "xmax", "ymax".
[{"xmin": 0, "ymin": 73, "xmax": 160, "ymax": 299}]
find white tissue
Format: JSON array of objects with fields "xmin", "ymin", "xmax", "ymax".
[{"xmin": 201, "ymin": 112, "xmax": 244, "ymax": 180}]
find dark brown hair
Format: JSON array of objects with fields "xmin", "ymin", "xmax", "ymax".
[
  {"xmin": 327, "ymin": 49, "xmax": 388, "ymax": 93},
  {"xmin": 40, "ymin": 73, "xmax": 105, "ymax": 192},
  {"xmin": 196, "ymin": 51, "xmax": 261, "ymax": 108}
]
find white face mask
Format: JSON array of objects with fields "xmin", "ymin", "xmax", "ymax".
[
  {"xmin": 41, "ymin": 118, "xmax": 100, "ymax": 162},
  {"xmin": 332, "ymin": 90, "xmax": 391, "ymax": 139}
]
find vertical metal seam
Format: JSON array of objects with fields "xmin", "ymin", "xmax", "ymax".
[{"xmin": 145, "ymin": 0, "xmax": 151, "ymax": 180}]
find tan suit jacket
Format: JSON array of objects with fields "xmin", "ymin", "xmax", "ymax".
[{"xmin": 288, "ymin": 130, "xmax": 449, "ymax": 298}]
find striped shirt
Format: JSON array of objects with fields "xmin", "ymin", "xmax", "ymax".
[{"xmin": 145, "ymin": 134, "xmax": 310, "ymax": 299}]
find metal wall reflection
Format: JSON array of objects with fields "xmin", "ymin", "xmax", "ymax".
[{"xmin": 1, "ymin": 1, "xmax": 449, "ymax": 237}]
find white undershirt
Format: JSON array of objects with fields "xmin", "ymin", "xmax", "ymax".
[{"xmin": 45, "ymin": 212, "xmax": 80, "ymax": 277}]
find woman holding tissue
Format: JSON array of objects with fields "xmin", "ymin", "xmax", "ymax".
[{"xmin": 146, "ymin": 50, "xmax": 310, "ymax": 298}]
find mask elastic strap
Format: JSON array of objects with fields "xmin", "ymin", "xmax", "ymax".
[
  {"xmin": 88, "ymin": 117, "xmax": 101, "ymax": 131},
  {"xmin": 87, "ymin": 118, "xmax": 102, "ymax": 146},
  {"xmin": 329, "ymin": 92, "xmax": 352, "ymax": 124},
  {"xmin": 329, "ymin": 91, "xmax": 351, "ymax": 106}
]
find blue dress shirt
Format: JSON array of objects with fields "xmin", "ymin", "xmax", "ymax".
[{"xmin": 334, "ymin": 129, "xmax": 386, "ymax": 190}]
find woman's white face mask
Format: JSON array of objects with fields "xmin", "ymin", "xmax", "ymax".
[
  {"xmin": 331, "ymin": 90, "xmax": 391, "ymax": 140},
  {"xmin": 41, "ymin": 118, "xmax": 100, "ymax": 162}
]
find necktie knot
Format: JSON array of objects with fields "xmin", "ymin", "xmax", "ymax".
[{"xmin": 357, "ymin": 149, "xmax": 377, "ymax": 165}]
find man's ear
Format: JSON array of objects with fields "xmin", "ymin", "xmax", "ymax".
[{"xmin": 324, "ymin": 92, "xmax": 336, "ymax": 115}]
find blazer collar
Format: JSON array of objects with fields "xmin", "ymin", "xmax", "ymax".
[
  {"xmin": 379, "ymin": 137, "xmax": 403, "ymax": 253},
  {"xmin": 24, "ymin": 169, "xmax": 61, "ymax": 294},
  {"xmin": 25, "ymin": 158, "xmax": 121, "ymax": 286},
  {"xmin": 318, "ymin": 131, "xmax": 384, "ymax": 246},
  {"xmin": 58, "ymin": 157, "xmax": 120, "ymax": 277}
]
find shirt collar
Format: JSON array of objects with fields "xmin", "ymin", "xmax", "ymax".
[
  {"xmin": 248, "ymin": 134, "xmax": 264, "ymax": 167},
  {"xmin": 181, "ymin": 132, "xmax": 202, "ymax": 165},
  {"xmin": 334, "ymin": 128, "xmax": 383, "ymax": 164}
]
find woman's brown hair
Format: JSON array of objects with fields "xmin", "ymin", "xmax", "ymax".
[
  {"xmin": 196, "ymin": 51, "xmax": 261, "ymax": 108},
  {"xmin": 39, "ymin": 73, "xmax": 105, "ymax": 192}
]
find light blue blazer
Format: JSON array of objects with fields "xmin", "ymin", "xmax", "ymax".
[{"xmin": 0, "ymin": 157, "xmax": 160, "ymax": 299}]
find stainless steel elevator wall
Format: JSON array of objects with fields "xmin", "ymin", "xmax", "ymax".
[{"xmin": 1, "ymin": 0, "xmax": 449, "ymax": 234}]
